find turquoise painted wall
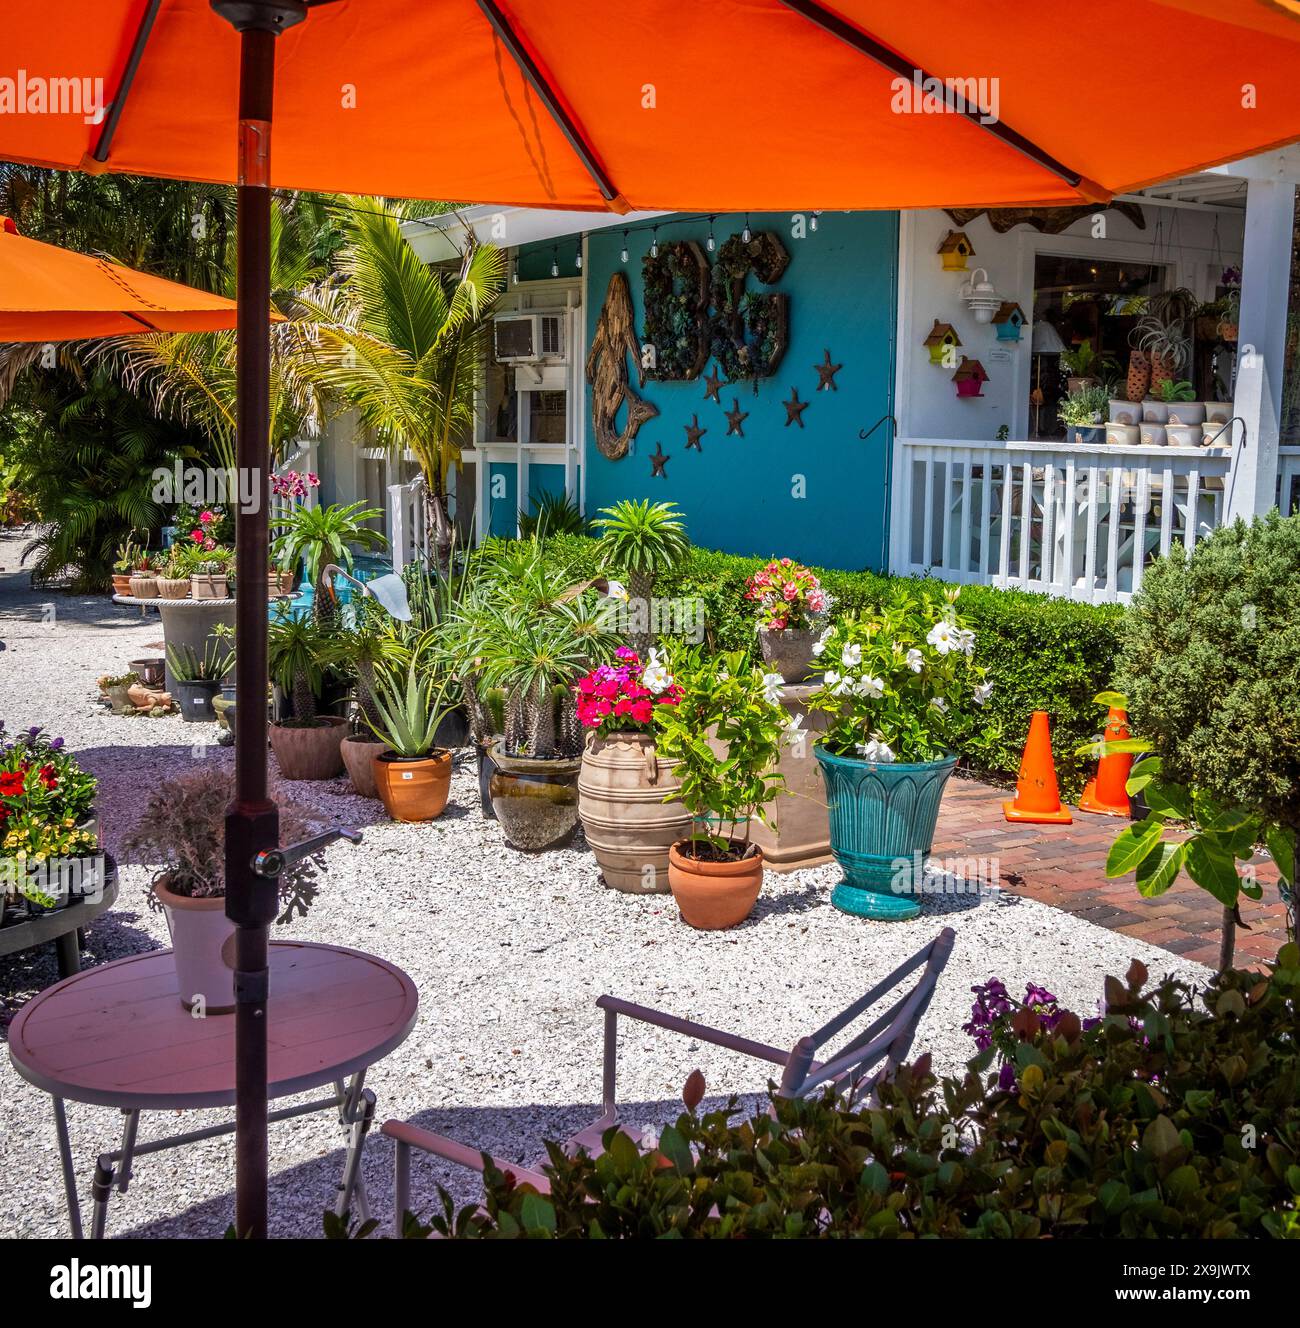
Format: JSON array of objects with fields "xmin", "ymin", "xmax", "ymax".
[
  {"xmin": 487, "ymin": 459, "xmax": 568, "ymax": 538},
  {"xmin": 582, "ymin": 211, "xmax": 898, "ymax": 571}
]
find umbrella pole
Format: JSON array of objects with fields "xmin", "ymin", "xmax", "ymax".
[{"xmin": 215, "ymin": 0, "xmax": 306, "ymax": 1240}]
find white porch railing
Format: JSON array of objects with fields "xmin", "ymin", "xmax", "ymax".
[
  {"xmin": 387, "ymin": 478, "xmax": 428, "ymax": 574},
  {"xmin": 894, "ymin": 438, "xmax": 1247, "ymax": 604}
]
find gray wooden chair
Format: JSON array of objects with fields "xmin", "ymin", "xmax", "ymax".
[{"xmin": 382, "ymin": 926, "xmax": 954, "ymax": 1219}]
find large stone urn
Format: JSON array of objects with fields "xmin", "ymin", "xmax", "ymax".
[
  {"xmin": 748, "ymin": 684, "xmax": 833, "ymax": 871},
  {"xmin": 757, "ymin": 626, "xmax": 821, "ymax": 684},
  {"xmin": 578, "ymin": 730, "xmax": 690, "ymax": 893}
]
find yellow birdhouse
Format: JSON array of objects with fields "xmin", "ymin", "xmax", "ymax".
[
  {"xmin": 938, "ymin": 230, "xmax": 975, "ymax": 271},
  {"xmin": 923, "ymin": 319, "xmax": 962, "ymax": 365}
]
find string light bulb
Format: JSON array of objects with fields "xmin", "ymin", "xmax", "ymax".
[
  {"xmin": 706, "ymin": 217, "xmax": 716, "ymax": 252},
  {"xmin": 650, "ymin": 226, "xmax": 659, "ymax": 259},
  {"xmin": 741, "ymin": 214, "xmax": 752, "ymax": 243},
  {"xmin": 620, "ymin": 230, "xmax": 629, "ymax": 264},
  {"xmin": 550, "ymin": 246, "xmax": 559, "ymax": 278},
  {"xmin": 574, "ymin": 240, "xmax": 583, "ymax": 272},
  {"xmin": 511, "ymin": 258, "xmax": 519, "ymax": 285},
  {"xmin": 810, "ymin": 211, "xmax": 820, "ymax": 232}
]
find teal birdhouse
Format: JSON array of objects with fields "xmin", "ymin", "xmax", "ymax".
[{"xmin": 992, "ymin": 302, "xmax": 1026, "ymax": 343}]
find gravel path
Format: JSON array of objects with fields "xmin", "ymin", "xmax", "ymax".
[{"xmin": 0, "ymin": 528, "xmax": 1212, "ymax": 1239}]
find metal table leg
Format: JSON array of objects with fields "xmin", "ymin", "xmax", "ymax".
[
  {"xmin": 52, "ymin": 1097, "xmax": 83, "ymax": 1240},
  {"xmin": 334, "ymin": 1071, "xmax": 375, "ymax": 1222}
]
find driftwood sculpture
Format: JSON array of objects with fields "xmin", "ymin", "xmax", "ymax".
[{"xmin": 587, "ymin": 271, "xmax": 659, "ymax": 461}]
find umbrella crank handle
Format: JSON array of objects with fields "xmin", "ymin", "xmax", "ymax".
[{"xmin": 252, "ymin": 829, "xmax": 363, "ymax": 879}]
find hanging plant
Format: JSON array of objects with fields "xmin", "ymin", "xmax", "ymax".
[
  {"xmin": 640, "ymin": 240, "xmax": 711, "ymax": 381},
  {"xmin": 708, "ymin": 231, "xmax": 790, "ymax": 383}
]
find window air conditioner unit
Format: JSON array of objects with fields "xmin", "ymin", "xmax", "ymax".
[{"xmin": 494, "ymin": 312, "xmax": 565, "ymax": 364}]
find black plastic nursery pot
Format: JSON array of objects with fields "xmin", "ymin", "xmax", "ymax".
[{"xmin": 174, "ymin": 678, "xmax": 221, "ymax": 723}]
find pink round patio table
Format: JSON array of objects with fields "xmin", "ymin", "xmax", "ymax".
[{"xmin": 8, "ymin": 939, "xmax": 418, "ymax": 1239}]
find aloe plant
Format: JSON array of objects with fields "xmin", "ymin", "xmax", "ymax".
[{"xmin": 364, "ymin": 660, "xmax": 455, "ymax": 758}]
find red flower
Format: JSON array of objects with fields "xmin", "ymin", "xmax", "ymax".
[
  {"xmin": 190, "ymin": 530, "xmax": 204, "ymax": 544},
  {"xmin": 0, "ymin": 771, "xmax": 24, "ymax": 797},
  {"xmin": 630, "ymin": 699, "xmax": 653, "ymax": 724},
  {"xmin": 37, "ymin": 764, "xmax": 58, "ymax": 789}
]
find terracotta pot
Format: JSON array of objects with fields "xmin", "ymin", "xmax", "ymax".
[
  {"xmin": 268, "ymin": 570, "xmax": 295, "ymax": 597},
  {"xmin": 156, "ymin": 576, "xmax": 191, "ymax": 600},
  {"xmin": 111, "ymin": 573, "xmax": 134, "ymax": 596},
  {"xmin": 757, "ymin": 626, "xmax": 821, "ymax": 684},
  {"xmin": 341, "ymin": 734, "xmax": 389, "ymax": 798},
  {"xmin": 1125, "ymin": 350, "xmax": 1150, "ymax": 403},
  {"xmin": 190, "ymin": 572, "xmax": 229, "ymax": 599},
  {"xmin": 489, "ymin": 743, "xmax": 582, "ymax": 851},
  {"xmin": 269, "ymin": 715, "xmax": 347, "ymax": 780},
  {"xmin": 374, "ymin": 749, "xmax": 452, "ymax": 822},
  {"xmin": 667, "ymin": 839, "xmax": 764, "ymax": 930},
  {"xmin": 128, "ymin": 574, "xmax": 159, "ymax": 599},
  {"xmin": 578, "ymin": 730, "xmax": 690, "ymax": 893},
  {"xmin": 154, "ymin": 877, "xmax": 236, "ymax": 1013}
]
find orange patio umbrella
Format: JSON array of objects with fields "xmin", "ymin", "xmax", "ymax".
[
  {"xmin": 3, "ymin": 0, "xmax": 1299, "ymax": 1240},
  {"xmin": 0, "ymin": 214, "xmax": 244, "ymax": 340}
]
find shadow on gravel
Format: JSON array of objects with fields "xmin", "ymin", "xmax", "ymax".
[{"xmin": 112, "ymin": 1092, "xmax": 764, "ymax": 1240}]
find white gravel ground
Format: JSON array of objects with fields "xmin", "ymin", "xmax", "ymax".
[{"xmin": 0, "ymin": 529, "xmax": 1211, "ymax": 1239}]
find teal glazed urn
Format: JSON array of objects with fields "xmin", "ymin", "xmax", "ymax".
[{"xmin": 813, "ymin": 745, "xmax": 957, "ymax": 920}]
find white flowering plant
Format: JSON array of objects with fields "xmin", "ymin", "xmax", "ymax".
[
  {"xmin": 804, "ymin": 587, "xmax": 992, "ymax": 763},
  {"xmin": 653, "ymin": 647, "xmax": 788, "ymax": 860}
]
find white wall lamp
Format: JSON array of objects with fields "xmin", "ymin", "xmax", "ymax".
[{"xmin": 959, "ymin": 267, "xmax": 1003, "ymax": 324}]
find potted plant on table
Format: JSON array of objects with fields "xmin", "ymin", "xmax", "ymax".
[
  {"xmin": 122, "ymin": 767, "xmax": 329, "ymax": 1012},
  {"xmin": 804, "ymin": 587, "xmax": 992, "ymax": 920},
  {"xmin": 744, "ymin": 558, "xmax": 833, "ymax": 682},
  {"xmin": 652, "ymin": 648, "xmax": 787, "ymax": 929},
  {"xmin": 365, "ymin": 660, "xmax": 457, "ymax": 822},
  {"xmin": 1058, "ymin": 385, "xmax": 1108, "ymax": 445},
  {"xmin": 127, "ymin": 550, "xmax": 162, "ymax": 599},
  {"xmin": 189, "ymin": 544, "xmax": 233, "ymax": 599},
  {"xmin": 575, "ymin": 646, "xmax": 690, "ymax": 893},
  {"xmin": 0, "ymin": 724, "xmax": 99, "ymax": 920},
  {"xmin": 112, "ymin": 534, "xmax": 147, "ymax": 597},
  {"xmin": 156, "ymin": 547, "xmax": 193, "ymax": 600},
  {"xmin": 167, "ymin": 639, "xmax": 233, "ymax": 723},
  {"xmin": 267, "ymin": 616, "xmax": 347, "ymax": 780}
]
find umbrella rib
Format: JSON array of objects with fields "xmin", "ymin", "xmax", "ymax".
[
  {"xmin": 778, "ymin": 0, "xmax": 1085, "ymax": 191},
  {"xmin": 474, "ymin": 0, "xmax": 623, "ymax": 206},
  {"xmin": 92, "ymin": 0, "xmax": 165, "ymax": 163}
]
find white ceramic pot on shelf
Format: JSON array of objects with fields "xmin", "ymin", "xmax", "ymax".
[
  {"xmin": 1106, "ymin": 423, "xmax": 1140, "ymax": 446},
  {"xmin": 1141, "ymin": 400, "xmax": 1169, "ymax": 424},
  {"xmin": 1166, "ymin": 401, "xmax": 1206, "ymax": 426},
  {"xmin": 1139, "ymin": 422, "xmax": 1168, "ymax": 447},
  {"xmin": 1108, "ymin": 399, "xmax": 1142, "ymax": 425}
]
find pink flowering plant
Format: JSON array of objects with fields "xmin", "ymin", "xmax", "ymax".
[
  {"xmin": 574, "ymin": 647, "xmax": 682, "ymax": 737},
  {"xmin": 805, "ymin": 586, "xmax": 993, "ymax": 764},
  {"xmin": 744, "ymin": 558, "xmax": 832, "ymax": 632},
  {"xmin": 271, "ymin": 470, "xmax": 321, "ymax": 502},
  {"xmin": 173, "ymin": 501, "xmax": 233, "ymax": 547}
]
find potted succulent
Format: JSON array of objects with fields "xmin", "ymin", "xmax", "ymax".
[
  {"xmin": 167, "ymin": 639, "xmax": 232, "ymax": 723},
  {"xmin": 575, "ymin": 646, "xmax": 690, "ymax": 893},
  {"xmin": 745, "ymin": 558, "xmax": 833, "ymax": 682},
  {"xmin": 805, "ymin": 586, "xmax": 992, "ymax": 920},
  {"xmin": 365, "ymin": 660, "xmax": 456, "ymax": 822},
  {"xmin": 1058, "ymin": 340, "xmax": 1117, "ymax": 397},
  {"xmin": 112, "ymin": 534, "xmax": 147, "ymax": 597},
  {"xmin": 1058, "ymin": 385, "xmax": 1108, "ymax": 445},
  {"xmin": 98, "ymin": 670, "xmax": 140, "ymax": 715},
  {"xmin": 127, "ymin": 550, "xmax": 162, "ymax": 599},
  {"xmin": 267, "ymin": 616, "xmax": 347, "ymax": 779},
  {"xmin": 190, "ymin": 544, "xmax": 233, "ymax": 599},
  {"xmin": 156, "ymin": 547, "xmax": 192, "ymax": 600},
  {"xmin": 652, "ymin": 648, "xmax": 786, "ymax": 929},
  {"xmin": 1158, "ymin": 379, "xmax": 1204, "ymax": 427},
  {"xmin": 0, "ymin": 724, "xmax": 99, "ymax": 918},
  {"xmin": 122, "ymin": 767, "xmax": 328, "ymax": 1012},
  {"xmin": 330, "ymin": 624, "xmax": 400, "ymax": 798}
]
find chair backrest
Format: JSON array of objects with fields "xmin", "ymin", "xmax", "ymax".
[{"xmin": 775, "ymin": 926, "xmax": 955, "ymax": 1108}]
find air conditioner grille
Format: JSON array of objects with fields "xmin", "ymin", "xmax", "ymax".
[{"xmin": 540, "ymin": 316, "xmax": 562, "ymax": 356}]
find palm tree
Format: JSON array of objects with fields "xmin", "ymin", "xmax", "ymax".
[
  {"xmin": 271, "ymin": 500, "xmax": 386, "ymax": 625},
  {"xmin": 295, "ymin": 204, "xmax": 506, "ymax": 573},
  {"xmin": 591, "ymin": 499, "xmax": 690, "ymax": 652}
]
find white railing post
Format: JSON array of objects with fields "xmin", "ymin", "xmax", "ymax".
[{"xmin": 388, "ymin": 483, "xmax": 408, "ymax": 574}]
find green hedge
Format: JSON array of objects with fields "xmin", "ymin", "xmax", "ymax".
[{"xmin": 487, "ymin": 535, "xmax": 1125, "ymax": 799}]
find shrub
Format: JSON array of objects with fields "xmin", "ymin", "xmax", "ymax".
[
  {"xmin": 1117, "ymin": 512, "xmax": 1300, "ymax": 840},
  {"xmin": 432, "ymin": 949, "xmax": 1300, "ymax": 1239},
  {"xmin": 486, "ymin": 535, "xmax": 1123, "ymax": 797}
]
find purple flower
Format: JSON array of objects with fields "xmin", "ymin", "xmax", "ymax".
[
  {"xmin": 50, "ymin": 736, "xmax": 65, "ymax": 750},
  {"xmin": 997, "ymin": 1062, "xmax": 1017, "ymax": 1091}
]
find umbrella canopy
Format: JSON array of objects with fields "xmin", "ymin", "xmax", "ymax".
[
  {"xmin": 2, "ymin": 0, "xmax": 1299, "ymax": 211},
  {"xmin": 0, "ymin": 214, "xmax": 245, "ymax": 340}
]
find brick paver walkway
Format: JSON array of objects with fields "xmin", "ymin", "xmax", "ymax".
[{"xmin": 932, "ymin": 777, "xmax": 1291, "ymax": 970}]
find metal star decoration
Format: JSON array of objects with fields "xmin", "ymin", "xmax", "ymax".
[
  {"xmin": 724, "ymin": 399, "xmax": 749, "ymax": 437},
  {"xmin": 813, "ymin": 349, "xmax": 842, "ymax": 392},
  {"xmin": 702, "ymin": 364, "xmax": 725, "ymax": 403},
  {"xmin": 683, "ymin": 414, "xmax": 706, "ymax": 451},
  {"xmin": 649, "ymin": 442, "xmax": 670, "ymax": 476},
  {"xmin": 783, "ymin": 387, "xmax": 809, "ymax": 428}
]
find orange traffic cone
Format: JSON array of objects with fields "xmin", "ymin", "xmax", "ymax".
[
  {"xmin": 1079, "ymin": 707, "xmax": 1134, "ymax": 817},
  {"xmin": 1003, "ymin": 711, "xmax": 1072, "ymax": 824}
]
